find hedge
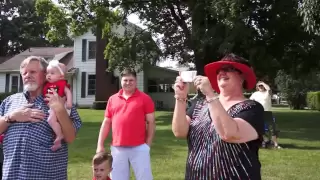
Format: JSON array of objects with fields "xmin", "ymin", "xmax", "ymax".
[
  {"xmin": 306, "ymin": 91, "xmax": 320, "ymax": 111},
  {"xmin": 0, "ymin": 92, "xmax": 14, "ymax": 104}
]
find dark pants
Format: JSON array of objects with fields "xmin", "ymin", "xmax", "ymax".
[{"xmin": 264, "ymin": 111, "xmax": 278, "ymax": 137}]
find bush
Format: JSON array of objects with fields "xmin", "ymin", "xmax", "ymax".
[
  {"xmin": 0, "ymin": 92, "xmax": 14, "ymax": 104},
  {"xmin": 244, "ymin": 92, "xmax": 253, "ymax": 99},
  {"xmin": 274, "ymin": 70, "xmax": 320, "ymax": 110},
  {"xmin": 306, "ymin": 91, "xmax": 320, "ymax": 110},
  {"xmin": 91, "ymin": 101, "xmax": 107, "ymax": 110}
]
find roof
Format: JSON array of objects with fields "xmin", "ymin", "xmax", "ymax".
[
  {"xmin": 0, "ymin": 47, "xmax": 73, "ymax": 72},
  {"xmin": 0, "ymin": 56, "xmax": 12, "ymax": 64}
]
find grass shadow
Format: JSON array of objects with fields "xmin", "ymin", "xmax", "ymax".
[{"xmin": 273, "ymin": 109, "xmax": 320, "ymax": 142}]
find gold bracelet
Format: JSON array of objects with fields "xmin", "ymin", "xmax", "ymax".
[
  {"xmin": 206, "ymin": 96, "xmax": 219, "ymax": 103},
  {"xmin": 174, "ymin": 95, "xmax": 187, "ymax": 102}
]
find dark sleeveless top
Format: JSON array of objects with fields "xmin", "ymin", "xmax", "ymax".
[{"xmin": 185, "ymin": 99, "xmax": 264, "ymax": 180}]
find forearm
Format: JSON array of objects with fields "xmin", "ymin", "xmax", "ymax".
[
  {"xmin": 0, "ymin": 116, "xmax": 9, "ymax": 134},
  {"xmin": 172, "ymin": 100, "xmax": 189, "ymax": 138},
  {"xmin": 208, "ymin": 99, "xmax": 239, "ymax": 139},
  {"xmin": 97, "ymin": 119, "xmax": 111, "ymax": 147},
  {"xmin": 145, "ymin": 121, "xmax": 155, "ymax": 145},
  {"xmin": 54, "ymin": 106, "xmax": 76, "ymax": 143}
]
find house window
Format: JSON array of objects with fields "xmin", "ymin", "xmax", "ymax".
[
  {"xmin": 87, "ymin": 74, "xmax": 96, "ymax": 95},
  {"xmin": 147, "ymin": 79, "xmax": 174, "ymax": 93},
  {"xmin": 88, "ymin": 41, "xmax": 96, "ymax": 60},
  {"xmin": 10, "ymin": 75, "xmax": 19, "ymax": 93}
]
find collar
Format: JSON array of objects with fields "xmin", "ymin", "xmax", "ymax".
[
  {"xmin": 23, "ymin": 90, "xmax": 44, "ymax": 102},
  {"xmin": 118, "ymin": 88, "xmax": 140, "ymax": 97}
]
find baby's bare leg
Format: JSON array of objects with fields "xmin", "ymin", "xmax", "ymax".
[{"xmin": 48, "ymin": 109, "xmax": 64, "ymax": 151}]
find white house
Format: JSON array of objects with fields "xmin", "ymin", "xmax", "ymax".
[
  {"xmin": 72, "ymin": 24, "xmax": 178, "ymax": 109},
  {"xmin": 0, "ymin": 24, "xmax": 179, "ymax": 110}
]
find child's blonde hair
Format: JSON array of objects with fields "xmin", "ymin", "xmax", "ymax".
[{"xmin": 92, "ymin": 152, "xmax": 113, "ymax": 166}]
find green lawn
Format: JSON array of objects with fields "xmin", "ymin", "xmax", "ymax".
[{"xmin": 68, "ymin": 108, "xmax": 320, "ymax": 180}]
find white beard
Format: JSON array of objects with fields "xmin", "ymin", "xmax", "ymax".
[{"xmin": 24, "ymin": 83, "xmax": 39, "ymax": 92}]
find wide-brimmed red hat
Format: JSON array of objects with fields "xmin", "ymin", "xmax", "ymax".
[{"xmin": 204, "ymin": 55, "xmax": 256, "ymax": 93}]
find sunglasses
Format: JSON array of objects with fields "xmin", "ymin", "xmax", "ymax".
[{"xmin": 216, "ymin": 65, "xmax": 241, "ymax": 74}]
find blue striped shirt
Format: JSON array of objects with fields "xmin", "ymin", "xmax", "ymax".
[{"xmin": 0, "ymin": 91, "xmax": 82, "ymax": 180}]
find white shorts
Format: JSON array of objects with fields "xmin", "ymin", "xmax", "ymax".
[{"xmin": 110, "ymin": 143, "xmax": 153, "ymax": 180}]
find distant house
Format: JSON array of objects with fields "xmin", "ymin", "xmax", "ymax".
[
  {"xmin": 0, "ymin": 27, "xmax": 180, "ymax": 109},
  {"xmin": 73, "ymin": 27, "xmax": 178, "ymax": 109},
  {"xmin": 0, "ymin": 47, "xmax": 76, "ymax": 94}
]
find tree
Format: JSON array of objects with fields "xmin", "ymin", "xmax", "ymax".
[
  {"xmin": 36, "ymin": 0, "xmax": 161, "ymax": 106},
  {"xmin": 298, "ymin": 0, "xmax": 320, "ymax": 35},
  {"xmin": 117, "ymin": 0, "xmax": 320, "ymax": 80},
  {"xmin": 0, "ymin": 0, "xmax": 72, "ymax": 57}
]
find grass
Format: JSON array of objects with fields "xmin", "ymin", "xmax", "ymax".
[{"xmin": 68, "ymin": 108, "xmax": 320, "ymax": 180}]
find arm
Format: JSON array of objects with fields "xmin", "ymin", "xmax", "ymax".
[
  {"xmin": 172, "ymin": 98, "xmax": 190, "ymax": 138},
  {"xmin": 145, "ymin": 113, "xmax": 155, "ymax": 146},
  {"xmin": 144, "ymin": 95, "xmax": 156, "ymax": 146},
  {"xmin": 0, "ymin": 99, "xmax": 10, "ymax": 134},
  {"xmin": 64, "ymin": 86, "xmax": 73, "ymax": 109},
  {"xmin": 97, "ymin": 117, "xmax": 112, "ymax": 148},
  {"xmin": 207, "ymin": 95, "xmax": 264, "ymax": 143},
  {"xmin": 97, "ymin": 99, "xmax": 113, "ymax": 150},
  {"xmin": 0, "ymin": 116, "xmax": 10, "ymax": 135}
]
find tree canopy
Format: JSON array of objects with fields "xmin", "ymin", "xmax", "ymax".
[
  {"xmin": 116, "ymin": 0, "xmax": 320, "ymax": 79},
  {"xmin": 0, "ymin": 0, "xmax": 72, "ymax": 57}
]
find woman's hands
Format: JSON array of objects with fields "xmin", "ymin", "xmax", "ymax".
[
  {"xmin": 193, "ymin": 76, "xmax": 216, "ymax": 98},
  {"xmin": 173, "ymin": 76, "xmax": 189, "ymax": 99}
]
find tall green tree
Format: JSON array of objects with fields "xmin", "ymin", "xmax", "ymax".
[
  {"xmin": 36, "ymin": 0, "xmax": 161, "ymax": 104},
  {"xmin": 298, "ymin": 0, "xmax": 320, "ymax": 34},
  {"xmin": 117, "ymin": 0, "xmax": 320, "ymax": 79},
  {"xmin": 0, "ymin": 0, "xmax": 72, "ymax": 56}
]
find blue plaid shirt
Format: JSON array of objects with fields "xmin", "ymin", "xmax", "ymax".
[{"xmin": 0, "ymin": 91, "xmax": 82, "ymax": 180}]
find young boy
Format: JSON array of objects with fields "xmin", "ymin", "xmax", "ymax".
[{"xmin": 92, "ymin": 152, "xmax": 113, "ymax": 180}]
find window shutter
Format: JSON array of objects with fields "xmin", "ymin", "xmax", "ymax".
[
  {"xmin": 5, "ymin": 74, "xmax": 10, "ymax": 93},
  {"xmin": 82, "ymin": 39, "xmax": 87, "ymax": 62},
  {"xmin": 81, "ymin": 72, "xmax": 87, "ymax": 98},
  {"xmin": 19, "ymin": 75, "xmax": 23, "ymax": 92}
]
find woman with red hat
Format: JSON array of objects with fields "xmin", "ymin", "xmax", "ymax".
[{"xmin": 172, "ymin": 53, "xmax": 265, "ymax": 180}]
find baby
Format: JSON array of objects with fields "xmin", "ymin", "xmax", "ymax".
[
  {"xmin": 92, "ymin": 152, "xmax": 113, "ymax": 180},
  {"xmin": 43, "ymin": 60, "xmax": 72, "ymax": 151}
]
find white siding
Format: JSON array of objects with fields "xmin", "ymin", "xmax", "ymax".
[
  {"xmin": 73, "ymin": 26, "xmax": 144, "ymax": 106},
  {"xmin": 0, "ymin": 73, "xmax": 6, "ymax": 93}
]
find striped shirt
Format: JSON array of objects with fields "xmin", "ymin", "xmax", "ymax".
[
  {"xmin": 0, "ymin": 91, "xmax": 82, "ymax": 180},
  {"xmin": 185, "ymin": 99, "xmax": 264, "ymax": 180}
]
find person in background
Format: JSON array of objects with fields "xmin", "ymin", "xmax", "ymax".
[
  {"xmin": 250, "ymin": 81, "xmax": 281, "ymax": 148},
  {"xmin": 172, "ymin": 53, "xmax": 265, "ymax": 180},
  {"xmin": 92, "ymin": 152, "xmax": 113, "ymax": 180},
  {"xmin": 0, "ymin": 56, "xmax": 82, "ymax": 180},
  {"xmin": 96, "ymin": 69, "xmax": 155, "ymax": 180}
]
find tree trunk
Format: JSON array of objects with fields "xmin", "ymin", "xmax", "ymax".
[{"xmin": 93, "ymin": 25, "xmax": 117, "ymax": 109}]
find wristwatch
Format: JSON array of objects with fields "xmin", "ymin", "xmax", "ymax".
[{"xmin": 3, "ymin": 114, "xmax": 15, "ymax": 123}]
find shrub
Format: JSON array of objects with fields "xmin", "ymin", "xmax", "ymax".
[
  {"xmin": 306, "ymin": 91, "xmax": 320, "ymax": 110},
  {"xmin": 92, "ymin": 101, "xmax": 107, "ymax": 110},
  {"xmin": 0, "ymin": 92, "xmax": 14, "ymax": 104},
  {"xmin": 274, "ymin": 70, "xmax": 320, "ymax": 110}
]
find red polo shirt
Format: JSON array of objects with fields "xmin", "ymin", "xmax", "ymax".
[{"xmin": 105, "ymin": 89, "xmax": 155, "ymax": 146}]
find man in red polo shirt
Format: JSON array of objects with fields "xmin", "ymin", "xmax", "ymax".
[{"xmin": 96, "ymin": 69, "xmax": 156, "ymax": 180}]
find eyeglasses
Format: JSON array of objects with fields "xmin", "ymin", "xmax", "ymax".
[{"xmin": 216, "ymin": 65, "xmax": 241, "ymax": 74}]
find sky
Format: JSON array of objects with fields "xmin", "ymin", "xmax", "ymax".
[{"xmin": 51, "ymin": 0, "xmax": 180, "ymax": 68}]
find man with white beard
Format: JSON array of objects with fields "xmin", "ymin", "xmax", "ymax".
[{"xmin": 0, "ymin": 56, "xmax": 82, "ymax": 180}]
